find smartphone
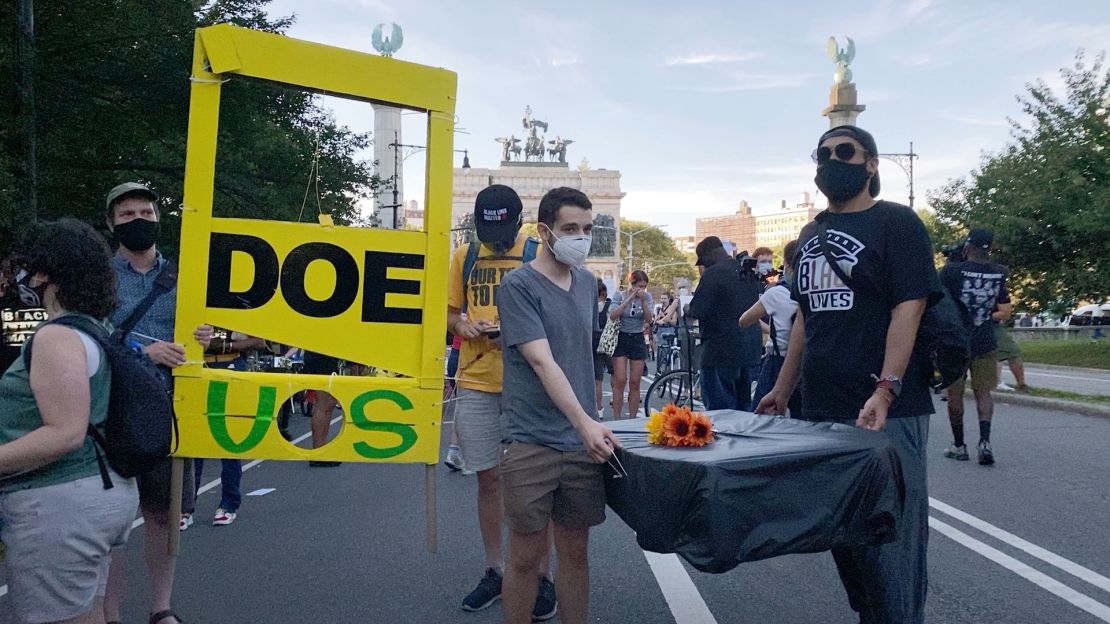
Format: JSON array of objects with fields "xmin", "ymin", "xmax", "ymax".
[{"xmin": 482, "ymin": 326, "xmax": 501, "ymax": 339}]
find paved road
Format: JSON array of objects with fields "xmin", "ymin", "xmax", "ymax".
[
  {"xmin": 3, "ymin": 378, "xmax": 1110, "ymax": 623},
  {"xmin": 1001, "ymin": 363, "xmax": 1110, "ymax": 396}
]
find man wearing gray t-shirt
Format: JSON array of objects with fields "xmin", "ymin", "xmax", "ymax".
[{"xmin": 497, "ymin": 187, "xmax": 622, "ymax": 624}]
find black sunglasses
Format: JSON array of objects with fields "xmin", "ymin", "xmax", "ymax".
[{"xmin": 811, "ymin": 143, "xmax": 870, "ymax": 164}]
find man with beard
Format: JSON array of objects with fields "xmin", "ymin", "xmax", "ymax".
[{"xmin": 756, "ymin": 127, "xmax": 941, "ymax": 623}]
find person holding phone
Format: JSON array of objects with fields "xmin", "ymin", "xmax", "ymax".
[{"xmin": 608, "ymin": 270, "xmax": 653, "ymax": 420}]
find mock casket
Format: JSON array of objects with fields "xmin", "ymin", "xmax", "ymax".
[{"xmin": 604, "ymin": 411, "xmax": 904, "ymax": 573}]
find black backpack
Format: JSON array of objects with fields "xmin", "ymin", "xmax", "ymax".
[
  {"xmin": 816, "ymin": 221, "xmax": 970, "ymax": 391},
  {"xmin": 25, "ymin": 314, "xmax": 175, "ymax": 488}
]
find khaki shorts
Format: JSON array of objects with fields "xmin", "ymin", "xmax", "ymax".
[
  {"xmin": 949, "ymin": 351, "xmax": 999, "ymax": 394},
  {"xmin": 500, "ymin": 441, "xmax": 606, "ymax": 534},
  {"xmin": 0, "ymin": 473, "xmax": 138, "ymax": 623}
]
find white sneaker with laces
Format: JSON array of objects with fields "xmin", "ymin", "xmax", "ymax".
[
  {"xmin": 213, "ymin": 508, "xmax": 237, "ymax": 526},
  {"xmin": 179, "ymin": 514, "xmax": 194, "ymax": 531},
  {"xmin": 996, "ymin": 383, "xmax": 1015, "ymax": 392}
]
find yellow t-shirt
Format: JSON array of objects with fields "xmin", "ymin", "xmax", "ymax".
[{"xmin": 447, "ymin": 236, "xmax": 532, "ymax": 393}]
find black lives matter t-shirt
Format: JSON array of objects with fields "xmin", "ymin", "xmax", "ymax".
[
  {"xmin": 791, "ymin": 201, "xmax": 942, "ymax": 420},
  {"xmin": 939, "ymin": 260, "xmax": 1009, "ymax": 357}
]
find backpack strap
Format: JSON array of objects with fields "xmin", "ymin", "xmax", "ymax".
[
  {"xmin": 816, "ymin": 222, "xmax": 856, "ymax": 291},
  {"xmin": 522, "ymin": 237, "xmax": 539, "ymax": 263},
  {"xmin": 21, "ymin": 315, "xmax": 116, "ymax": 489},
  {"xmin": 460, "ymin": 242, "xmax": 480, "ymax": 314},
  {"xmin": 115, "ymin": 260, "xmax": 178, "ymax": 339},
  {"xmin": 460, "ymin": 238, "xmax": 540, "ymax": 314}
]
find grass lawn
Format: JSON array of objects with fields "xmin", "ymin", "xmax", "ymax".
[
  {"xmin": 1017, "ymin": 339, "xmax": 1110, "ymax": 370},
  {"xmin": 1024, "ymin": 386, "xmax": 1110, "ymax": 405}
]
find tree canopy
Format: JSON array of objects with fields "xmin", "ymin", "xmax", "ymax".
[
  {"xmin": 619, "ymin": 218, "xmax": 697, "ymax": 288},
  {"xmin": 1, "ymin": 0, "xmax": 379, "ymax": 258},
  {"xmin": 928, "ymin": 51, "xmax": 1110, "ymax": 313}
]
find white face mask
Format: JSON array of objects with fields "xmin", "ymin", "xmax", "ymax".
[{"xmin": 544, "ymin": 226, "xmax": 592, "ymax": 267}]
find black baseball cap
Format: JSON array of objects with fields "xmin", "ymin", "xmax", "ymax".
[
  {"xmin": 967, "ymin": 228, "xmax": 994, "ymax": 250},
  {"xmin": 818, "ymin": 125, "xmax": 881, "ymax": 197},
  {"xmin": 695, "ymin": 236, "xmax": 724, "ymax": 266},
  {"xmin": 474, "ymin": 184, "xmax": 523, "ymax": 243}
]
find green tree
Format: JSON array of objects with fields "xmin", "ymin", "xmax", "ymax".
[
  {"xmin": 0, "ymin": 0, "xmax": 379, "ymax": 258},
  {"xmin": 929, "ymin": 50, "xmax": 1110, "ymax": 313},
  {"xmin": 619, "ymin": 218, "xmax": 697, "ymax": 288}
]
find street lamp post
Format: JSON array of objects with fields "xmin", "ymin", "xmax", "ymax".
[
  {"xmin": 878, "ymin": 142, "xmax": 918, "ymax": 209},
  {"xmin": 623, "ymin": 225, "xmax": 666, "ymax": 274}
]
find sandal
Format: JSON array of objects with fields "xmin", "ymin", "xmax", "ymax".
[{"xmin": 149, "ymin": 610, "xmax": 183, "ymax": 624}]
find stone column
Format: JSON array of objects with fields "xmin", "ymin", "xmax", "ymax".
[
  {"xmin": 821, "ymin": 82, "xmax": 866, "ymax": 128},
  {"xmin": 373, "ymin": 104, "xmax": 403, "ymax": 228}
]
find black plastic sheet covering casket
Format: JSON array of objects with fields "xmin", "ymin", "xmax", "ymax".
[{"xmin": 604, "ymin": 411, "xmax": 904, "ymax": 574}]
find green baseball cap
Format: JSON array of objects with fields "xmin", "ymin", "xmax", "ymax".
[{"xmin": 105, "ymin": 182, "xmax": 159, "ymax": 215}]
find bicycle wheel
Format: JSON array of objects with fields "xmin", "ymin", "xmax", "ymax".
[
  {"xmin": 644, "ymin": 369, "xmax": 698, "ymax": 418},
  {"xmin": 655, "ymin": 345, "xmax": 671, "ymax": 375}
]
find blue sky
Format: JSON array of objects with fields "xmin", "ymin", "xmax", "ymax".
[{"xmin": 264, "ymin": 0, "xmax": 1109, "ymax": 236}]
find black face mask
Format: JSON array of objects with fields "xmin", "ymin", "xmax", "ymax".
[
  {"xmin": 815, "ymin": 160, "xmax": 872, "ymax": 203},
  {"xmin": 113, "ymin": 218, "xmax": 159, "ymax": 252},
  {"xmin": 482, "ymin": 240, "xmax": 515, "ymax": 255},
  {"xmin": 15, "ymin": 270, "xmax": 49, "ymax": 308}
]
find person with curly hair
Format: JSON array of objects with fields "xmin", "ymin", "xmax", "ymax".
[{"xmin": 0, "ymin": 218, "xmax": 140, "ymax": 624}]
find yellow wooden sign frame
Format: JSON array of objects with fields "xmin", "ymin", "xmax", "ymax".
[{"xmin": 173, "ymin": 24, "xmax": 456, "ymax": 465}]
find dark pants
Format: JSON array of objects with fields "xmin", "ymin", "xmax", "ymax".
[
  {"xmin": 820, "ymin": 415, "xmax": 930, "ymax": 623},
  {"xmin": 733, "ymin": 365, "xmax": 760, "ymax": 411},
  {"xmin": 752, "ymin": 354, "xmax": 803, "ymax": 417},
  {"xmin": 700, "ymin": 366, "xmax": 739, "ymax": 411},
  {"xmin": 194, "ymin": 458, "xmax": 243, "ymax": 513}
]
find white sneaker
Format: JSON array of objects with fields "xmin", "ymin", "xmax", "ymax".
[
  {"xmin": 444, "ymin": 445, "xmax": 465, "ymax": 471},
  {"xmin": 213, "ymin": 508, "xmax": 237, "ymax": 526},
  {"xmin": 996, "ymin": 383, "xmax": 1015, "ymax": 392},
  {"xmin": 179, "ymin": 514, "xmax": 194, "ymax": 531}
]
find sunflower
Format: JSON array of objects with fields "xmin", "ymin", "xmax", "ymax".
[
  {"xmin": 646, "ymin": 412, "xmax": 667, "ymax": 445},
  {"xmin": 685, "ymin": 412, "xmax": 715, "ymax": 447},
  {"xmin": 663, "ymin": 409, "xmax": 693, "ymax": 445}
]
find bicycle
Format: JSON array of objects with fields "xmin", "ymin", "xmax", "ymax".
[
  {"xmin": 644, "ymin": 326, "xmax": 702, "ymax": 417},
  {"xmin": 644, "ymin": 368, "xmax": 703, "ymax": 417},
  {"xmin": 654, "ymin": 331, "xmax": 680, "ymax": 375}
]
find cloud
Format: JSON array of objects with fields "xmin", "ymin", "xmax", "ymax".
[
  {"xmin": 551, "ymin": 56, "xmax": 578, "ymax": 67},
  {"xmin": 675, "ymin": 73, "xmax": 815, "ymax": 92},
  {"xmin": 941, "ymin": 112, "xmax": 1008, "ymax": 128},
  {"xmin": 664, "ymin": 52, "xmax": 763, "ymax": 66},
  {"xmin": 858, "ymin": 87, "xmax": 900, "ymax": 104}
]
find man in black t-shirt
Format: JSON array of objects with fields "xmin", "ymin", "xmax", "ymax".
[
  {"xmin": 756, "ymin": 125, "xmax": 941, "ymax": 624},
  {"xmin": 688, "ymin": 237, "xmax": 748, "ymax": 410},
  {"xmin": 939, "ymin": 228, "xmax": 1010, "ymax": 465}
]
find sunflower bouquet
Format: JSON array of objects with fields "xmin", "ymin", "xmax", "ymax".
[{"xmin": 646, "ymin": 403, "xmax": 715, "ymax": 448}]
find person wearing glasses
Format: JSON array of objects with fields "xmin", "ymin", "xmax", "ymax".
[{"xmin": 756, "ymin": 126, "xmax": 941, "ymax": 624}]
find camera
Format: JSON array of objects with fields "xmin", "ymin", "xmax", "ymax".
[{"xmin": 941, "ymin": 241, "xmax": 966, "ymax": 263}]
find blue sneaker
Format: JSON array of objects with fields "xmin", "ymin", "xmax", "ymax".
[
  {"xmin": 462, "ymin": 568, "xmax": 502, "ymax": 611},
  {"xmin": 532, "ymin": 576, "xmax": 558, "ymax": 621}
]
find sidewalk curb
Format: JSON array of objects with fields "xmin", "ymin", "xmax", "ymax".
[
  {"xmin": 1019, "ymin": 362, "xmax": 1109, "ymax": 375},
  {"xmin": 964, "ymin": 389, "xmax": 1110, "ymax": 418}
]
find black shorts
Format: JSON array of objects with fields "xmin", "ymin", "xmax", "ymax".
[
  {"xmin": 612, "ymin": 331, "xmax": 648, "ymax": 361},
  {"xmin": 138, "ymin": 457, "xmax": 196, "ymax": 513},
  {"xmin": 302, "ymin": 351, "xmax": 340, "ymax": 375}
]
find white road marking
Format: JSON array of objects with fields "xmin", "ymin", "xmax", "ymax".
[
  {"xmin": 642, "ymin": 551, "xmax": 719, "ymax": 624},
  {"xmin": 930, "ymin": 517, "xmax": 1110, "ymax": 622},
  {"xmin": 246, "ymin": 488, "xmax": 276, "ymax": 496},
  {"xmin": 0, "ymin": 418, "xmax": 336, "ymax": 601},
  {"xmin": 930, "ymin": 498, "xmax": 1110, "ymax": 594}
]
